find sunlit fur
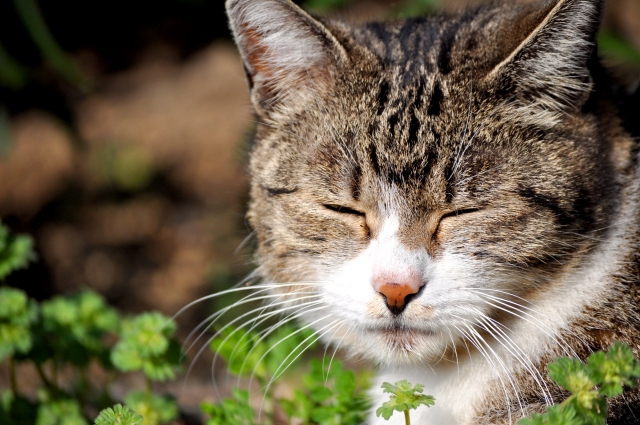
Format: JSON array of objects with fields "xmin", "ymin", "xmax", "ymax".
[{"xmin": 221, "ymin": 0, "xmax": 640, "ymax": 423}]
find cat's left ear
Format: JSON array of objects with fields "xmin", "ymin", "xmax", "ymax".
[
  {"xmin": 226, "ymin": 0, "xmax": 348, "ymax": 119},
  {"xmin": 486, "ymin": 0, "xmax": 604, "ymax": 116}
]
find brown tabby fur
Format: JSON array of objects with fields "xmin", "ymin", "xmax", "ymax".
[{"xmin": 226, "ymin": 0, "xmax": 640, "ymax": 422}]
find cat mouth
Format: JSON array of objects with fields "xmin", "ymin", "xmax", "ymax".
[{"xmin": 371, "ymin": 326, "xmax": 432, "ymax": 351}]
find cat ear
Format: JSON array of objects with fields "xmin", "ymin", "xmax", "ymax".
[
  {"xmin": 487, "ymin": 0, "xmax": 604, "ymax": 116},
  {"xmin": 226, "ymin": 0, "xmax": 348, "ymax": 119}
]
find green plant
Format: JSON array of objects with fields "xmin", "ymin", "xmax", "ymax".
[
  {"xmin": 519, "ymin": 342, "xmax": 640, "ymax": 425},
  {"xmin": 0, "ymin": 221, "xmax": 183, "ymax": 425},
  {"xmin": 0, "ymin": 220, "xmax": 36, "ymax": 282},
  {"xmin": 109, "ymin": 312, "xmax": 183, "ymax": 425},
  {"xmin": 94, "ymin": 404, "xmax": 143, "ymax": 425},
  {"xmin": 202, "ymin": 324, "xmax": 371, "ymax": 425},
  {"xmin": 375, "ymin": 380, "xmax": 435, "ymax": 425}
]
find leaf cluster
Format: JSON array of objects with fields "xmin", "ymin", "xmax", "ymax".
[
  {"xmin": 0, "ymin": 287, "xmax": 38, "ymax": 360},
  {"xmin": 519, "ymin": 342, "xmax": 640, "ymax": 425},
  {"xmin": 279, "ymin": 359, "xmax": 370, "ymax": 425},
  {"xmin": 0, "ymin": 221, "xmax": 36, "ymax": 280},
  {"xmin": 111, "ymin": 312, "xmax": 182, "ymax": 381},
  {"xmin": 122, "ymin": 391, "xmax": 177, "ymax": 425},
  {"xmin": 0, "ymin": 222, "xmax": 182, "ymax": 425},
  {"xmin": 94, "ymin": 404, "xmax": 143, "ymax": 425},
  {"xmin": 210, "ymin": 323, "xmax": 316, "ymax": 384},
  {"xmin": 201, "ymin": 389, "xmax": 253, "ymax": 425},
  {"xmin": 204, "ymin": 324, "xmax": 371, "ymax": 425},
  {"xmin": 35, "ymin": 291, "xmax": 120, "ymax": 367},
  {"xmin": 375, "ymin": 379, "xmax": 435, "ymax": 421}
]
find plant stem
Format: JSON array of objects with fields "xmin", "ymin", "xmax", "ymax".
[
  {"xmin": 35, "ymin": 362, "xmax": 55, "ymax": 389},
  {"xmin": 404, "ymin": 409, "xmax": 411, "ymax": 425},
  {"xmin": 52, "ymin": 358, "xmax": 58, "ymax": 388},
  {"xmin": 9, "ymin": 357, "xmax": 18, "ymax": 395}
]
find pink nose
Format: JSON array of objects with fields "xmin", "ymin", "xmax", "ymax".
[{"xmin": 373, "ymin": 273, "xmax": 423, "ymax": 315}]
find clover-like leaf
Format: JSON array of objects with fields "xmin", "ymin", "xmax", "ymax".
[
  {"xmin": 518, "ymin": 403, "xmax": 578, "ymax": 425},
  {"xmin": 111, "ymin": 312, "xmax": 181, "ymax": 381},
  {"xmin": 201, "ymin": 389, "xmax": 253, "ymax": 425},
  {"xmin": 0, "ymin": 223, "xmax": 36, "ymax": 280},
  {"xmin": 94, "ymin": 404, "xmax": 143, "ymax": 425},
  {"xmin": 548, "ymin": 357, "xmax": 594, "ymax": 394},
  {"xmin": 376, "ymin": 380, "xmax": 435, "ymax": 421},
  {"xmin": 124, "ymin": 391, "xmax": 177, "ymax": 425},
  {"xmin": 36, "ymin": 399, "xmax": 88, "ymax": 425},
  {"xmin": 0, "ymin": 288, "xmax": 38, "ymax": 361},
  {"xmin": 587, "ymin": 342, "xmax": 640, "ymax": 397}
]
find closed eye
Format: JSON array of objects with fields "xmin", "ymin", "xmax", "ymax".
[
  {"xmin": 440, "ymin": 208, "xmax": 480, "ymax": 220},
  {"xmin": 323, "ymin": 204, "xmax": 366, "ymax": 216}
]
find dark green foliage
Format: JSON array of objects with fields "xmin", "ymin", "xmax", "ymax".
[
  {"xmin": 375, "ymin": 380, "xmax": 435, "ymax": 422},
  {"xmin": 0, "ymin": 390, "xmax": 38, "ymax": 425},
  {"xmin": 303, "ymin": 0, "xmax": 352, "ymax": 12},
  {"xmin": 94, "ymin": 404, "xmax": 143, "ymax": 425}
]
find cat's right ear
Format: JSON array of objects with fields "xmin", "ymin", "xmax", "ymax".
[{"xmin": 226, "ymin": 0, "xmax": 348, "ymax": 119}]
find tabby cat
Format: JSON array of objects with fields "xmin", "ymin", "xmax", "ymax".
[{"xmin": 225, "ymin": 0, "xmax": 640, "ymax": 423}]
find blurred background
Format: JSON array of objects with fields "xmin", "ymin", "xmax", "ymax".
[{"xmin": 0, "ymin": 0, "xmax": 639, "ymax": 419}]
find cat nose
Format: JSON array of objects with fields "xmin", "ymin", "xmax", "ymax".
[{"xmin": 373, "ymin": 274, "xmax": 423, "ymax": 315}]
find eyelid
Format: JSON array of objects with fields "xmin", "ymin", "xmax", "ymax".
[
  {"xmin": 440, "ymin": 208, "xmax": 480, "ymax": 220},
  {"xmin": 323, "ymin": 204, "xmax": 366, "ymax": 216}
]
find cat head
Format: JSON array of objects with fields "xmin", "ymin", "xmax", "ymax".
[{"xmin": 227, "ymin": 0, "xmax": 628, "ymax": 365}]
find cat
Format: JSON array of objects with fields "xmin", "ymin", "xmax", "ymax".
[{"xmin": 224, "ymin": 0, "xmax": 640, "ymax": 423}]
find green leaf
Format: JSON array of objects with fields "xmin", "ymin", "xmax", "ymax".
[
  {"xmin": 201, "ymin": 389, "xmax": 253, "ymax": 425},
  {"xmin": 124, "ymin": 391, "xmax": 178, "ymax": 425},
  {"xmin": 587, "ymin": 342, "xmax": 640, "ymax": 397},
  {"xmin": 548, "ymin": 357, "xmax": 594, "ymax": 394},
  {"xmin": 111, "ymin": 312, "xmax": 181, "ymax": 381},
  {"xmin": 0, "ymin": 223, "xmax": 36, "ymax": 280},
  {"xmin": 0, "ymin": 288, "xmax": 38, "ymax": 361},
  {"xmin": 94, "ymin": 405, "xmax": 143, "ymax": 425},
  {"xmin": 41, "ymin": 291, "xmax": 119, "ymax": 367},
  {"xmin": 36, "ymin": 399, "xmax": 89, "ymax": 425},
  {"xmin": 518, "ymin": 404, "xmax": 578, "ymax": 425},
  {"xmin": 375, "ymin": 380, "xmax": 435, "ymax": 421}
]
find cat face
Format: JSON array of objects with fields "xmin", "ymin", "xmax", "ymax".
[{"xmin": 227, "ymin": 0, "xmax": 619, "ymax": 365}]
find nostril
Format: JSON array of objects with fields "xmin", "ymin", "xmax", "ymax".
[{"xmin": 377, "ymin": 282, "xmax": 422, "ymax": 315}]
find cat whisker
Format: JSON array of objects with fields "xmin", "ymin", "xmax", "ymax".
[
  {"xmin": 463, "ymin": 289, "xmax": 583, "ymax": 358},
  {"xmin": 183, "ymin": 290, "xmax": 321, "ymax": 356},
  {"xmin": 475, "ymin": 314, "xmax": 554, "ymax": 406},
  {"xmin": 324, "ymin": 322, "xmax": 349, "ymax": 385},
  {"xmin": 184, "ymin": 298, "xmax": 323, "ymax": 396},
  {"xmin": 255, "ymin": 317, "xmax": 341, "ymax": 422},
  {"xmin": 454, "ymin": 323, "xmax": 516, "ymax": 424},
  {"xmin": 208, "ymin": 300, "xmax": 327, "ymax": 399},
  {"xmin": 233, "ymin": 301, "xmax": 330, "ymax": 386},
  {"xmin": 172, "ymin": 282, "xmax": 323, "ymax": 322}
]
